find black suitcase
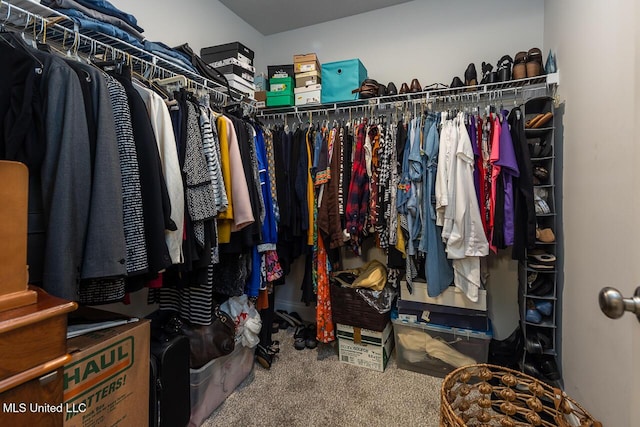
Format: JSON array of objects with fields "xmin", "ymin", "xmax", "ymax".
[{"xmin": 148, "ymin": 313, "xmax": 191, "ymax": 427}]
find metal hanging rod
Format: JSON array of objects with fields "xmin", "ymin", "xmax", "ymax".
[{"xmin": 0, "ymin": 0, "xmax": 256, "ymax": 111}]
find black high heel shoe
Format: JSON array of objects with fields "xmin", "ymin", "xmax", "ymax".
[
  {"xmin": 480, "ymin": 62, "xmax": 497, "ymax": 85},
  {"xmin": 464, "ymin": 63, "xmax": 477, "ymax": 87}
]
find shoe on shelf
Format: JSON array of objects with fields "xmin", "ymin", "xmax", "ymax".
[
  {"xmin": 464, "ymin": 63, "xmax": 477, "ymax": 86},
  {"xmin": 410, "ymin": 78, "xmax": 422, "ymax": 93},
  {"xmin": 528, "ymin": 275, "xmax": 554, "ymax": 297},
  {"xmin": 399, "ymin": 82, "xmax": 410, "ymax": 94},
  {"xmin": 526, "ymin": 47, "xmax": 544, "ymax": 77},
  {"xmin": 512, "ymin": 51, "xmax": 527, "ymax": 80},
  {"xmin": 496, "ymin": 55, "xmax": 513, "ymax": 82},
  {"xmin": 535, "ymin": 301, "xmax": 553, "ymax": 316},
  {"xmin": 536, "ymin": 227, "xmax": 556, "ymax": 243},
  {"xmin": 526, "ymin": 309, "xmax": 542, "ymax": 324},
  {"xmin": 387, "ymin": 82, "xmax": 398, "ymax": 95},
  {"xmin": 545, "ymin": 50, "xmax": 557, "ymax": 74},
  {"xmin": 449, "ymin": 76, "xmax": 464, "ymax": 92}
]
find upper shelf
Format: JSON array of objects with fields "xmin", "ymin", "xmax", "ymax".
[
  {"xmin": 259, "ymin": 72, "xmax": 560, "ymax": 116},
  {"xmin": 2, "ymin": 0, "xmax": 255, "ymax": 107}
]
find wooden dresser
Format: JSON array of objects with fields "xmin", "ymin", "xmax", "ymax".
[{"xmin": 0, "ymin": 286, "xmax": 77, "ymax": 426}]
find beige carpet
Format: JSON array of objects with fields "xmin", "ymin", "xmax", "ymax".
[{"xmin": 202, "ymin": 327, "xmax": 443, "ymax": 427}]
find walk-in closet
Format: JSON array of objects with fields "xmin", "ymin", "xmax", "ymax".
[{"xmin": 0, "ymin": 1, "xmax": 636, "ymax": 426}]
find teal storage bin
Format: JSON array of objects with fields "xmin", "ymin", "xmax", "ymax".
[{"xmin": 321, "ymin": 59, "xmax": 367, "ymax": 103}]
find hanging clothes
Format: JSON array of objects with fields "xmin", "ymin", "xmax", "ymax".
[
  {"xmin": 509, "ymin": 108, "xmax": 537, "ymax": 261},
  {"xmin": 497, "ymin": 109, "xmax": 520, "ymax": 247},
  {"xmin": 134, "ymin": 82, "xmax": 185, "ymax": 265},
  {"xmin": 448, "ymin": 113, "xmax": 490, "ymax": 302},
  {"xmin": 345, "ymin": 122, "xmax": 370, "ymax": 255},
  {"xmin": 420, "ymin": 113, "xmax": 454, "ymax": 297}
]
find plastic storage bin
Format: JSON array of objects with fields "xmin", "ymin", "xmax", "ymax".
[
  {"xmin": 392, "ymin": 318, "xmax": 492, "ymax": 378},
  {"xmin": 189, "ymin": 344, "xmax": 255, "ymax": 427}
]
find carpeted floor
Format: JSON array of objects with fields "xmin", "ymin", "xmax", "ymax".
[{"xmin": 202, "ymin": 327, "xmax": 443, "ymax": 427}]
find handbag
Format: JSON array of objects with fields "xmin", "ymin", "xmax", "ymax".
[
  {"xmin": 179, "ymin": 306, "xmax": 236, "ymax": 369},
  {"xmin": 351, "ymin": 78, "xmax": 381, "ymax": 99}
]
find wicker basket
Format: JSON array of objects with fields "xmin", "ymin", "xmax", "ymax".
[
  {"xmin": 441, "ymin": 364, "xmax": 601, "ymax": 427},
  {"xmin": 330, "ymin": 281, "xmax": 390, "ymax": 332}
]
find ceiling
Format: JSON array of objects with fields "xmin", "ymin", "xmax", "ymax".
[{"xmin": 218, "ymin": 0, "xmax": 414, "ymax": 35}]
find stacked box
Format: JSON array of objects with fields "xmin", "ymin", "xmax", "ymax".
[
  {"xmin": 398, "ymin": 281, "xmax": 490, "ymax": 331},
  {"xmin": 392, "ymin": 318, "xmax": 492, "ymax": 378},
  {"xmin": 266, "ymin": 76, "xmax": 294, "ymax": 107},
  {"xmin": 293, "ymin": 53, "xmax": 321, "ymax": 105},
  {"xmin": 336, "ymin": 322, "xmax": 394, "ymax": 372},
  {"xmin": 201, "ymin": 42, "xmax": 256, "ymax": 98}
]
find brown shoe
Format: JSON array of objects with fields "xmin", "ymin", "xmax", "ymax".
[
  {"xmin": 513, "ymin": 51, "xmax": 527, "ymax": 80},
  {"xmin": 410, "ymin": 78, "xmax": 422, "ymax": 93},
  {"xmin": 536, "ymin": 228, "xmax": 555, "ymax": 243},
  {"xmin": 399, "ymin": 82, "xmax": 410, "ymax": 94}
]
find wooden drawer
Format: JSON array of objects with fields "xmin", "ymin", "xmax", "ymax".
[
  {"xmin": 0, "ymin": 366, "xmax": 65, "ymax": 427},
  {"xmin": 0, "ymin": 287, "xmax": 76, "ymax": 383}
]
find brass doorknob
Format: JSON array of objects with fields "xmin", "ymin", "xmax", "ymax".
[{"xmin": 599, "ymin": 287, "xmax": 640, "ymax": 321}]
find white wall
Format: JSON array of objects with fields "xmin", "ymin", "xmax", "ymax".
[
  {"xmin": 263, "ymin": 0, "xmax": 544, "ymax": 88},
  {"xmin": 109, "ymin": 0, "xmax": 265, "ymax": 72},
  {"xmin": 544, "ymin": 0, "xmax": 639, "ymax": 425},
  {"xmin": 264, "ymin": 0, "xmax": 545, "ymax": 337}
]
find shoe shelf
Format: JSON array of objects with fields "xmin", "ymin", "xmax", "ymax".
[
  {"xmin": 519, "ymin": 94, "xmax": 562, "ymax": 385},
  {"xmin": 524, "ymin": 320, "xmax": 557, "ymax": 329}
]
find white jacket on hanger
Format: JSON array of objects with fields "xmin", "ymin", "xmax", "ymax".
[{"xmin": 134, "ymin": 84, "xmax": 185, "ymax": 264}]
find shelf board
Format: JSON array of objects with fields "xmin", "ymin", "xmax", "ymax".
[
  {"xmin": 534, "ymin": 240, "xmax": 557, "ymax": 245},
  {"xmin": 531, "ymin": 156, "xmax": 555, "ymax": 161},
  {"xmin": 525, "ymin": 293, "xmax": 557, "ymax": 300},
  {"xmin": 525, "ymin": 320, "xmax": 557, "ymax": 328},
  {"xmin": 536, "ymin": 213, "xmax": 556, "ymax": 217},
  {"xmin": 525, "ymin": 127, "xmax": 555, "ymax": 135}
]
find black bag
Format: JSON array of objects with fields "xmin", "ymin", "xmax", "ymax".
[
  {"xmin": 180, "ymin": 306, "xmax": 236, "ymax": 369},
  {"xmin": 148, "ymin": 312, "xmax": 191, "ymax": 427}
]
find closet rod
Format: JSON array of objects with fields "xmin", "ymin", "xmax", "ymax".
[
  {"xmin": 0, "ymin": 0, "xmax": 256, "ymax": 112},
  {"xmin": 258, "ymin": 77, "xmax": 556, "ymax": 120}
]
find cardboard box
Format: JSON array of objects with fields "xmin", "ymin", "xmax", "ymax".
[
  {"xmin": 269, "ymin": 77, "xmax": 294, "ymax": 94},
  {"xmin": 207, "ymin": 57, "xmax": 255, "ymax": 74},
  {"xmin": 266, "ymin": 92, "xmax": 294, "ymax": 107},
  {"xmin": 337, "ymin": 322, "xmax": 394, "ymax": 372},
  {"xmin": 63, "ymin": 320, "xmax": 150, "ymax": 427},
  {"xmin": 293, "ymin": 53, "xmax": 318, "ymax": 64},
  {"xmin": 201, "ymin": 42, "xmax": 254, "ymax": 66},
  {"xmin": 294, "ymin": 60, "xmax": 321, "ymax": 74},
  {"xmin": 226, "ymin": 74, "xmax": 256, "ymax": 98},
  {"xmin": 294, "ymin": 85, "xmax": 321, "ymax": 106},
  {"xmin": 295, "ymin": 70, "xmax": 321, "ymax": 88},
  {"xmin": 214, "ymin": 64, "xmax": 254, "ymax": 82},
  {"xmin": 267, "ymin": 64, "xmax": 295, "ymax": 79}
]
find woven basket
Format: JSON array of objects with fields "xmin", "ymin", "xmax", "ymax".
[
  {"xmin": 330, "ymin": 281, "xmax": 390, "ymax": 332},
  {"xmin": 441, "ymin": 364, "xmax": 601, "ymax": 427}
]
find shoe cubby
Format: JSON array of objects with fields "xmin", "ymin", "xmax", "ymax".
[{"xmin": 519, "ymin": 95, "xmax": 561, "ymax": 382}]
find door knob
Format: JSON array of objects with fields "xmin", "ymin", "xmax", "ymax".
[{"xmin": 599, "ymin": 286, "xmax": 640, "ymax": 321}]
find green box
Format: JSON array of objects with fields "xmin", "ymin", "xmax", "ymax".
[
  {"xmin": 268, "ymin": 77, "xmax": 294, "ymax": 95},
  {"xmin": 266, "ymin": 91, "xmax": 295, "ymax": 107}
]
